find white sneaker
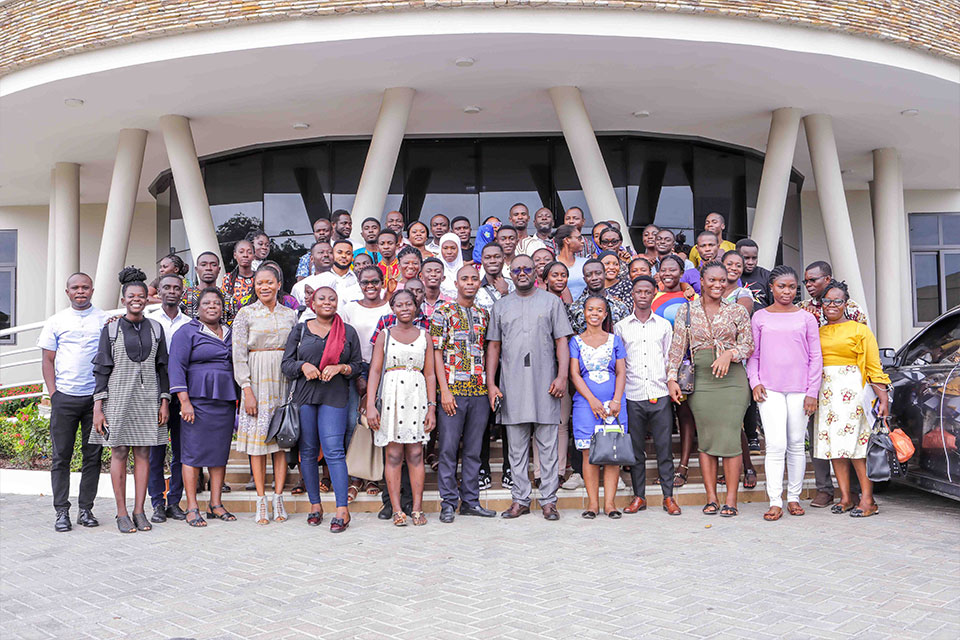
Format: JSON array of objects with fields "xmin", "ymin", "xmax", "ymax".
[{"xmin": 561, "ymin": 473, "xmax": 584, "ymax": 490}]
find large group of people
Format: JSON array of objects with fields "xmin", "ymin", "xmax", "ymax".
[{"xmin": 38, "ymin": 206, "xmax": 891, "ymax": 534}]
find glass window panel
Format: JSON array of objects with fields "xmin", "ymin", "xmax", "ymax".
[
  {"xmin": 943, "ymin": 252, "xmax": 960, "ymax": 311},
  {"xmin": 692, "ymin": 146, "xmax": 746, "ymax": 243},
  {"xmin": 269, "ymin": 233, "xmax": 315, "ymax": 291},
  {"xmin": 206, "ymin": 154, "xmax": 262, "ymax": 207},
  {"xmin": 909, "ymin": 214, "xmax": 939, "ymax": 246},
  {"xmin": 626, "ymin": 139, "xmax": 694, "ymax": 241},
  {"xmin": 403, "ymin": 140, "xmax": 478, "ymax": 226},
  {"xmin": 0, "ymin": 267, "xmax": 12, "ymax": 335},
  {"xmin": 210, "ymin": 202, "xmax": 264, "ymax": 239},
  {"xmin": 479, "ymin": 139, "xmax": 550, "ymax": 230},
  {"xmin": 940, "ymin": 214, "xmax": 960, "ymax": 245},
  {"xmin": 0, "ymin": 230, "xmax": 15, "ymax": 264},
  {"xmin": 263, "ymin": 146, "xmax": 331, "ymax": 234},
  {"xmin": 913, "ymin": 253, "xmax": 941, "ymax": 323},
  {"xmin": 902, "ymin": 313, "xmax": 960, "ymax": 366},
  {"xmin": 170, "ymin": 218, "xmax": 188, "ymax": 256}
]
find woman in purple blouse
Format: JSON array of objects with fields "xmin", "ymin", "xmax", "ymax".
[
  {"xmin": 746, "ymin": 266, "xmax": 822, "ymax": 522},
  {"xmin": 168, "ymin": 288, "xmax": 239, "ymax": 527}
]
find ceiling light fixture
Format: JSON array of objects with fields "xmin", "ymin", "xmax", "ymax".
[
  {"xmin": 463, "ymin": 106, "xmax": 482, "ymax": 114},
  {"xmin": 63, "ymin": 98, "xmax": 85, "ymax": 107},
  {"xmin": 632, "ymin": 110, "xmax": 651, "ymax": 118},
  {"xmin": 455, "ymin": 57, "xmax": 476, "ymax": 67},
  {"xmin": 900, "ymin": 108, "xmax": 920, "ymax": 117},
  {"xmin": 292, "ymin": 122, "xmax": 310, "ymax": 130}
]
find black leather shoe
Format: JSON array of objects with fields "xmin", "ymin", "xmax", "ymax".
[
  {"xmin": 77, "ymin": 508, "xmax": 99, "ymax": 528},
  {"xmin": 54, "ymin": 509, "xmax": 72, "ymax": 532},
  {"xmin": 460, "ymin": 504, "xmax": 496, "ymax": 518},
  {"xmin": 378, "ymin": 504, "xmax": 393, "ymax": 520},
  {"xmin": 150, "ymin": 506, "xmax": 167, "ymax": 523},
  {"xmin": 165, "ymin": 504, "xmax": 187, "ymax": 520},
  {"xmin": 439, "ymin": 506, "xmax": 456, "ymax": 523}
]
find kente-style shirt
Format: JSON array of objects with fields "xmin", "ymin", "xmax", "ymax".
[{"xmin": 429, "ymin": 301, "xmax": 489, "ymax": 397}]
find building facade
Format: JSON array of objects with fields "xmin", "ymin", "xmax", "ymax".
[{"xmin": 1, "ymin": 1, "xmax": 959, "ymax": 382}]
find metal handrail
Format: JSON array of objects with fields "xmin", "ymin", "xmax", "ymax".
[{"xmin": 0, "ymin": 305, "xmax": 146, "ymax": 392}]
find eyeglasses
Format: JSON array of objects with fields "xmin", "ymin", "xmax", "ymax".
[
  {"xmin": 803, "ymin": 276, "xmax": 826, "ymax": 285},
  {"xmin": 821, "ymin": 299, "xmax": 846, "ymax": 307},
  {"xmin": 359, "ymin": 279, "xmax": 381, "ymax": 287},
  {"xmin": 510, "ymin": 266, "xmax": 534, "ymax": 276},
  {"xmin": 599, "ymin": 238, "xmax": 620, "ymax": 246}
]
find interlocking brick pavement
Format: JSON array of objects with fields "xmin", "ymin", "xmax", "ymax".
[{"xmin": 1, "ymin": 485, "xmax": 958, "ymax": 639}]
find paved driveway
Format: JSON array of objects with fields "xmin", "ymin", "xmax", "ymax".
[{"xmin": 1, "ymin": 486, "xmax": 958, "ymax": 639}]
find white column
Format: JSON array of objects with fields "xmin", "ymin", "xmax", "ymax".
[
  {"xmin": 802, "ymin": 114, "xmax": 868, "ymax": 314},
  {"xmin": 751, "ymin": 108, "xmax": 802, "ymax": 269},
  {"xmin": 45, "ymin": 170, "xmax": 57, "ymax": 317},
  {"xmin": 53, "ymin": 162, "xmax": 80, "ymax": 311},
  {"xmin": 159, "ymin": 115, "xmax": 222, "ymax": 268},
  {"xmin": 897, "ymin": 162, "xmax": 913, "ymax": 339},
  {"xmin": 351, "ymin": 87, "xmax": 415, "ymax": 239},
  {"xmin": 92, "ymin": 129, "xmax": 148, "ymax": 309},
  {"xmin": 872, "ymin": 148, "xmax": 905, "ymax": 347},
  {"xmin": 548, "ymin": 86, "xmax": 633, "ymax": 250}
]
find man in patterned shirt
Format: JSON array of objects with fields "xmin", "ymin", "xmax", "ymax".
[
  {"xmin": 430, "ymin": 265, "xmax": 496, "ymax": 523},
  {"xmin": 568, "ymin": 259, "xmax": 632, "ymax": 334},
  {"xmin": 295, "ymin": 217, "xmax": 333, "ymax": 281},
  {"xmin": 180, "ymin": 251, "xmax": 237, "ymax": 324}
]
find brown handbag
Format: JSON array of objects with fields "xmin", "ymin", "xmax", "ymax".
[{"xmin": 677, "ymin": 303, "xmax": 695, "ymax": 394}]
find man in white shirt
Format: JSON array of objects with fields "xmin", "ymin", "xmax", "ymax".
[
  {"xmin": 425, "ymin": 213, "xmax": 450, "ymax": 254},
  {"xmin": 613, "ymin": 275, "xmax": 681, "ymax": 516},
  {"xmin": 510, "ymin": 203, "xmax": 547, "ymax": 256},
  {"xmin": 144, "ymin": 274, "xmax": 191, "ymax": 523},
  {"xmin": 37, "ymin": 273, "xmax": 109, "ymax": 532},
  {"xmin": 292, "ymin": 239, "xmax": 362, "ymax": 312}
]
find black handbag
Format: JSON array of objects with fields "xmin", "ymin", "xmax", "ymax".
[
  {"xmin": 677, "ymin": 302, "xmax": 695, "ymax": 394},
  {"xmin": 866, "ymin": 416, "xmax": 907, "ymax": 482},
  {"xmin": 588, "ymin": 418, "xmax": 637, "ymax": 466},
  {"xmin": 266, "ymin": 325, "xmax": 304, "ymax": 450}
]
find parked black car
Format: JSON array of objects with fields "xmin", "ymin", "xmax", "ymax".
[{"xmin": 883, "ymin": 307, "xmax": 960, "ymax": 500}]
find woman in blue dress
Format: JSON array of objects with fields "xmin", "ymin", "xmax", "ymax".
[
  {"xmin": 168, "ymin": 288, "xmax": 238, "ymax": 527},
  {"xmin": 569, "ymin": 295, "xmax": 627, "ymax": 519}
]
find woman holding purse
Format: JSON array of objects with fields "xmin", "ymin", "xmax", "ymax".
[
  {"xmin": 366, "ymin": 290, "xmax": 437, "ymax": 527},
  {"xmin": 667, "ymin": 261, "xmax": 754, "ymax": 518},
  {"xmin": 569, "ymin": 295, "xmax": 627, "ymax": 520},
  {"xmin": 814, "ymin": 280, "xmax": 890, "ymax": 518},
  {"xmin": 281, "ymin": 286, "xmax": 363, "ymax": 532}
]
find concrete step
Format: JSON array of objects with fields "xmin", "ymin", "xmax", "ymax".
[{"xmin": 189, "ymin": 477, "xmax": 821, "ymax": 514}]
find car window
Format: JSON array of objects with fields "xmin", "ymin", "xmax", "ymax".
[{"xmin": 903, "ymin": 314, "xmax": 960, "ymax": 366}]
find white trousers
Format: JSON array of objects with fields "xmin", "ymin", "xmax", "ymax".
[{"xmin": 760, "ymin": 391, "xmax": 808, "ymax": 507}]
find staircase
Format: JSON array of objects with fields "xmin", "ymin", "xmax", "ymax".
[{"xmin": 191, "ymin": 433, "xmax": 819, "ymax": 513}]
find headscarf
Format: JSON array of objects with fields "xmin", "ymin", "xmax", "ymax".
[{"xmin": 438, "ymin": 232, "xmax": 464, "ymax": 298}]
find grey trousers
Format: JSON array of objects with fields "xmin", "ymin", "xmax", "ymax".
[
  {"xmin": 808, "ymin": 418, "xmax": 834, "ymax": 492},
  {"xmin": 506, "ymin": 423, "xmax": 559, "ymax": 507}
]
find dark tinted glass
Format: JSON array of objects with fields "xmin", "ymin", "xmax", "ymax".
[
  {"xmin": 263, "ymin": 146, "xmax": 331, "ymax": 236},
  {"xmin": 914, "ymin": 253, "xmax": 940, "ymax": 322},
  {"xmin": 479, "ymin": 138, "xmax": 549, "ymax": 228},
  {"xmin": 910, "ymin": 214, "xmax": 939, "ymax": 246},
  {"xmin": 941, "ymin": 214, "xmax": 960, "ymax": 245},
  {"xmin": 403, "ymin": 140, "xmax": 478, "ymax": 226},
  {"xmin": 0, "ymin": 230, "xmax": 16, "ymax": 264}
]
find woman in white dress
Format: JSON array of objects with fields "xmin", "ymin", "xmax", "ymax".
[{"xmin": 366, "ymin": 290, "xmax": 438, "ymax": 526}]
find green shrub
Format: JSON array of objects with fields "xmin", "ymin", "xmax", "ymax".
[{"xmin": 0, "ymin": 403, "xmax": 111, "ymax": 471}]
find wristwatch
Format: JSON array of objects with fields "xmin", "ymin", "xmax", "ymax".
[{"xmin": 427, "ymin": 401, "xmax": 437, "ymax": 407}]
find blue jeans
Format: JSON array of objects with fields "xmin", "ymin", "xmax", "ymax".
[{"xmin": 299, "ymin": 404, "xmax": 349, "ymax": 507}]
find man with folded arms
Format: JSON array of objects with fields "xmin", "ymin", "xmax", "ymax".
[{"xmin": 614, "ymin": 275, "xmax": 681, "ymax": 515}]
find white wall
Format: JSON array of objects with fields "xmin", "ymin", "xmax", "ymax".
[
  {"xmin": 0, "ymin": 201, "xmax": 157, "ymax": 386},
  {"xmin": 801, "ymin": 188, "xmax": 960, "ymax": 348}
]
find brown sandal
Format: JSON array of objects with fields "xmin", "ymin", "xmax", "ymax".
[
  {"xmin": 318, "ymin": 478, "xmax": 332, "ymax": 493},
  {"xmin": 674, "ymin": 464, "xmax": 689, "ymax": 488},
  {"xmin": 392, "ymin": 511, "xmax": 407, "ymax": 527},
  {"xmin": 787, "ymin": 502, "xmax": 805, "ymax": 516},
  {"xmin": 364, "ymin": 481, "xmax": 381, "ymax": 495},
  {"xmin": 411, "ymin": 511, "xmax": 427, "ymax": 526},
  {"xmin": 763, "ymin": 506, "xmax": 783, "ymax": 521}
]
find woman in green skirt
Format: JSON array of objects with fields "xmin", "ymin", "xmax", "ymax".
[{"xmin": 667, "ymin": 261, "xmax": 754, "ymax": 517}]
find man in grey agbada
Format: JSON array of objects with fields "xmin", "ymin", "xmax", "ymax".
[{"xmin": 486, "ymin": 254, "xmax": 573, "ymax": 521}]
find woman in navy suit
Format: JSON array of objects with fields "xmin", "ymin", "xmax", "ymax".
[{"xmin": 168, "ymin": 288, "xmax": 238, "ymax": 527}]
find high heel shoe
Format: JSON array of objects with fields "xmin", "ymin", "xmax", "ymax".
[
  {"xmin": 255, "ymin": 496, "xmax": 269, "ymax": 525},
  {"xmin": 273, "ymin": 494, "xmax": 288, "ymax": 522}
]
